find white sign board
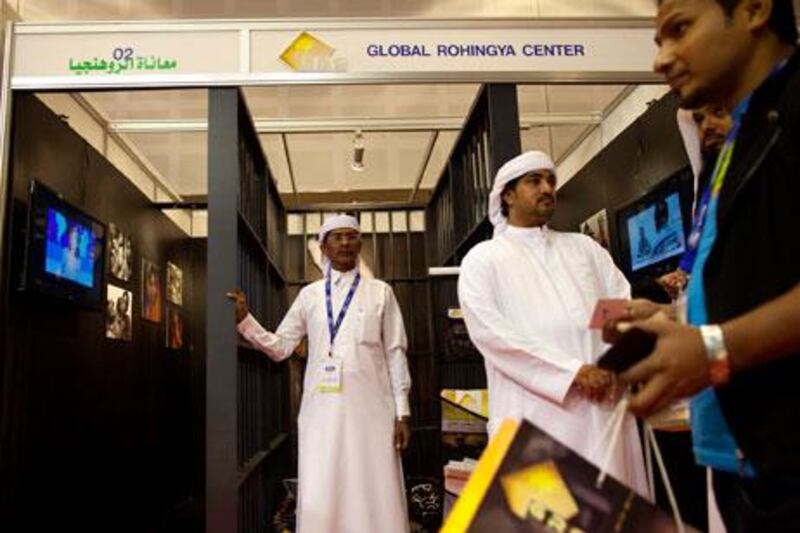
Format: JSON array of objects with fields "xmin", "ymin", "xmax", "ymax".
[
  {"xmin": 251, "ymin": 27, "xmax": 657, "ymax": 74},
  {"xmin": 13, "ymin": 31, "xmax": 240, "ymax": 78},
  {"xmin": 10, "ymin": 20, "xmax": 661, "ymax": 88}
]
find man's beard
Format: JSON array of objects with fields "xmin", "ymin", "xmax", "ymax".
[{"xmin": 535, "ymin": 203, "xmax": 555, "ymax": 221}]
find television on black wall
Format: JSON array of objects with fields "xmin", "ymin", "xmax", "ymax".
[
  {"xmin": 613, "ymin": 168, "xmax": 695, "ymax": 282},
  {"xmin": 21, "ymin": 180, "xmax": 106, "ymax": 307}
]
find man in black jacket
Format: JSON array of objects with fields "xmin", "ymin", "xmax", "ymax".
[{"xmin": 620, "ymin": 0, "xmax": 800, "ymax": 530}]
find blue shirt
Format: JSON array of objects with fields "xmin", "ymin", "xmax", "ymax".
[{"xmin": 687, "ymin": 97, "xmax": 756, "ymax": 477}]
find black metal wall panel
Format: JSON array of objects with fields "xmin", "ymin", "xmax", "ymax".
[
  {"xmin": 208, "ymin": 88, "xmax": 290, "ymax": 533},
  {"xmin": 417, "ymin": 84, "xmax": 523, "ymax": 515},
  {"xmin": 0, "ymin": 93, "xmax": 201, "ymax": 531},
  {"xmin": 429, "ymin": 276, "xmax": 486, "ymax": 390},
  {"xmin": 550, "ymin": 92, "xmax": 687, "ymax": 240},
  {"xmin": 207, "ymin": 87, "xmax": 241, "ymax": 533},
  {"xmin": 426, "ymin": 84, "xmax": 521, "ymax": 267}
]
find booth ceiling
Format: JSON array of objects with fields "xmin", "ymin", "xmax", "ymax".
[
  {"xmin": 12, "ymin": 0, "xmax": 676, "ymax": 205},
  {"xmin": 64, "ymin": 84, "xmax": 628, "ymax": 206}
]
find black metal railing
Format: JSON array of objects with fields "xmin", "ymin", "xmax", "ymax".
[
  {"xmin": 208, "ymin": 87, "xmax": 290, "ymax": 533},
  {"xmin": 426, "ymin": 84, "xmax": 521, "ymax": 267}
]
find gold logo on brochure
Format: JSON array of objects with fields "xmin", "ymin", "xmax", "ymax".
[
  {"xmin": 501, "ymin": 460, "xmax": 586, "ymax": 532},
  {"xmin": 280, "ymin": 32, "xmax": 345, "ymax": 72}
]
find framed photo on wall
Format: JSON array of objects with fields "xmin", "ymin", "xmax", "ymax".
[
  {"xmin": 108, "ymin": 223, "xmax": 133, "ymax": 282},
  {"xmin": 106, "ymin": 284, "xmax": 132, "ymax": 341},
  {"xmin": 166, "ymin": 305, "xmax": 184, "ymax": 349},
  {"xmin": 580, "ymin": 208, "xmax": 611, "ymax": 250},
  {"xmin": 166, "ymin": 261, "xmax": 183, "ymax": 306},
  {"xmin": 141, "ymin": 258, "xmax": 162, "ymax": 323}
]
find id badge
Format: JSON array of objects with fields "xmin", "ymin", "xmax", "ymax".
[{"xmin": 317, "ymin": 358, "xmax": 343, "ymax": 393}]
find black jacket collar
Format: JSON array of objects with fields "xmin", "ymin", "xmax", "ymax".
[{"xmin": 715, "ymin": 47, "xmax": 800, "ymax": 229}]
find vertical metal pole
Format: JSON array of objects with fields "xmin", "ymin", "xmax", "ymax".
[
  {"xmin": 371, "ymin": 211, "xmax": 378, "ymax": 278},
  {"xmin": 301, "ymin": 213, "xmax": 308, "ymax": 281},
  {"xmin": 388, "ymin": 210, "xmax": 395, "ymax": 280},
  {"xmin": 206, "ymin": 88, "xmax": 240, "ymax": 533},
  {"xmin": 0, "ymin": 22, "xmax": 15, "ymax": 299},
  {"xmin": 405, "ymin": 211, "xmax": 412, "ymax": 279},
  {"xmin": 405, "ymin": 211, "xmax": 416, "ymax": 350},
  {"xmin": 485, "ymin": 84, "xmax": 522, "ymax": 175},
  {"xmin": 0, "ymin": 22, "xmax": 14, "ymax": 519},
  {"xmin": 446, "ymin": 162, "xmax": 455, "ymax": 264}
]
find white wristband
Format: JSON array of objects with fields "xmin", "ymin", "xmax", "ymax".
[{"xmin": 699, "ymin": 324, "xmax": 730, "ymax": 386}]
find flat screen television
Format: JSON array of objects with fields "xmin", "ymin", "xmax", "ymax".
[
  {"xmin": 21, "ymin": 180, "xmax": 106, "ymax": 307},
  {"xmin": 613, "ymin": 169, "xmax": 694, "ymax": 281}
]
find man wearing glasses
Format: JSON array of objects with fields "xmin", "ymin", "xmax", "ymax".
[{"xmin": 228, "ymin": 214, "xmax": 412, "ymax": 533}]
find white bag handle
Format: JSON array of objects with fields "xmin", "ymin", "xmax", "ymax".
[
  {"xmin": 644, "ymin": 422, "xmax": 686, "ymax": 533},
  {"xmin": 592, "ymin": 397, "xmax": 629, "ymax": 487},
  {"xmin": 592, "ymin": 398, "xmax": 686, "ymax": 533}
]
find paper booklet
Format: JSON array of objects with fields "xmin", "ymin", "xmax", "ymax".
[{"xmin": 442, "ymin": 418, "xmax": 696, "ymax": 533}]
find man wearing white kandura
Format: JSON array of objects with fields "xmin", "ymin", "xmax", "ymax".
[
  {"xmin": 228, "ymin": 214, "xmax": 412, "ymax": 533},
  {"xmin": 457, "ymin": 150, "xmax": 648, "ymax": 496}
]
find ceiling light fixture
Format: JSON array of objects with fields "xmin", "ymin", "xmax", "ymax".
[{"xmin": 351, "ymin": 130, "xmax": 365, "ymax": 172}]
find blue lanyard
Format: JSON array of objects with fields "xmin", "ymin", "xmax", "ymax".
[
  {"xmin": 325, "ymin": 266, "xmax": 361, "ymax": 350},
  {"xmin": 682, "ymin": 58, "xmax": 788, "ymax": 272}
]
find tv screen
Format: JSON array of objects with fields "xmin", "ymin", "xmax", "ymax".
[
  {"xmin": 44, "ymin": 207, "xmax": 100, "ymax": 288},
  {"xmin": 612, "ymin": 168, "xmax": 694, "ymax": 281},
  {"xmin": 23, "ymin": 181, "xmax": 106, "ymax": 307},
  {"xmin": 626, "ymin": 191, "xmax": 686, "ymax": 272}
]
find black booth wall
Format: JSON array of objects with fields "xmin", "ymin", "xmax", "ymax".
[
  {"xmin": 550, "ymin": 92, "xmax": 689, "ymax": 250},
  {"xmin": 0, "ymin": 93, "xmax": 204, "ymax": 531}
]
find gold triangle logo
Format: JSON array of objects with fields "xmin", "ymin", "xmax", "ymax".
[
  {"xmin": 501, "ymin": 460, "xmax": 580, "ymax": 521},
  {"xmin": 280, "ymin": 32, "xmax": 335, "ymax": 71}
]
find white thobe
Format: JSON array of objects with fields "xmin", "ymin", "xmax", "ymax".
[
  {"xmin": 238, "ymin": 267, "xmax": 411, "ymax": 533},
  {"xmin": 457, "ymin": 225, "xmax": 649, "ymax": 496}
]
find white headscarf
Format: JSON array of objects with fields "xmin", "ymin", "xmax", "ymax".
[
  {"xmin": 317, "ymin": 214, "xmax": 361, "ymax": 273},
  {"xmin": 317, "ymin": 214, "xmax": 360, "ymax": 244},
  {"xmin": 676, "ymin": 108, "xmax": 704, "ymax": 215},
  {"xmin": 488, "ymin": 150, "xmax": 556, "ymax": 237}
]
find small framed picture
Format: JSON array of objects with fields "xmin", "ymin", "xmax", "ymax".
[
  {"xmin": 141, "ymin": 258, "xmax": 162, "ymax": 323},
  {"xmin": 106, "ymin": 284, "xmax": 132, "ymax": 341},
  {"xmin": 166, "ymin": 305, "xmax": 184, "ymax": 350},
  {"xmin": 580, "ymin": 208, "xmax": 611, "ymax": 250},
  {"xmin": 108, "ymin": 223, "xmax": 133, "ymax": 282},
  {"xmin": 166, "ymin": 261, "xmax": 183, "ymax": 306}
]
